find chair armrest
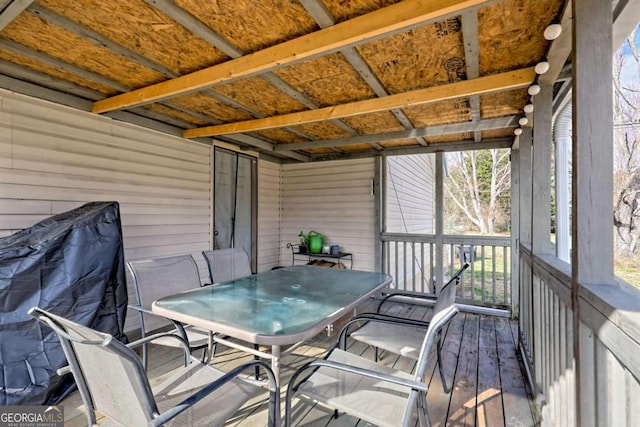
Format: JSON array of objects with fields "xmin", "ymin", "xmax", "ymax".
[
  {"xmin": 337, "ymin": 312, "xmax": 431, "ymax": 349},
  {"xmin": 376, "ymin": 290, "xmax": 438, "ymax": 312},
  {"xmin": 127, "ymin": 332, "xmax": 190, "ymax": 353},
  {"xmin": 285, "ymin": 355, "xmax": 428, "ymax": 425},
  {"xmin": 127, "ymin": 304, "xmax": 191, "ymax": 345},
  {"xmin": 151, "ymin": 360, "xmax": 279, "ymax": 427}
]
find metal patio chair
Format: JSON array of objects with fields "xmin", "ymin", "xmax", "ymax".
[
  {"xmin": 202, "ymin": 247, "xmax": 252, "ymax": 284},
  {"xmin": 338, "ymin": 263, "xmax": 469, "ymax": 393},
  {"xmin": 30, "ymin": 307, "xmax": 278, "ymax": 427},
  {"xmin": 284, "ymin": 264, "xmax": 462, "ymax": 427},
  {"xmin": 127, "ymin": 255, "xmax": 212, "ymax": 369}
]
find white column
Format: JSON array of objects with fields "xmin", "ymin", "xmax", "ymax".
[{"xmin": 555, "ymin": 103, "xmax": 571, "ymax": 263}]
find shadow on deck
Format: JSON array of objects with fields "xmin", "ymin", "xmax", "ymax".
[{"xmin": 60, "ymin": 298, "xmax": 535, "ymax": 426}]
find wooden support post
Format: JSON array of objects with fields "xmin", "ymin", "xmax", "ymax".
[
  {"xmin": 519, "ymin": 128, "xmax": 533, "ymax": 245},
  {"xmin": 531, "ymin": 84, "xmax": 553, "ymax": 255},
  {"xmin": 435, "ymin": 152, "xmax": 444, "ymax": 292},
  {"xmin": 572, "ymin": 0, "xmax": 615, "ymax": 425},
  {"xmin": 510, "ymin": 148, "xmax": 520, "ymax": 318},
  {"xmin": 374, "ymin": 156, "xmax": 383, "ymax": 273}
]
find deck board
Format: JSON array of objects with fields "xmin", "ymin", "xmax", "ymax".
[{"xmin": 59, "ymin": 300, "xmax": 535, "ymax": 426}]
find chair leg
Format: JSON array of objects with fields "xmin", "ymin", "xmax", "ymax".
[
  {"xmin": 374, "ymin": 346, "xmax": 379, "ymax": 362},
  {"xmin": 417, "ymin": 391, "xmax": 431, "ymax": 427},
  {"xmin": 253, "ymin": 344, "xmax": 260, "ymax": 380},
  {"xmin": 333, "ymin": 409, "xmax": 339, "ymax": 419},
  {"xmin": 436, "ymin": 337, "xmax": 450, "ymax": 393}
]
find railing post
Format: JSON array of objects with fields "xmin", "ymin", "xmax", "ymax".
[{"xmin": 435, "ymin": 152, "xmax": 444, "ymax": 292}]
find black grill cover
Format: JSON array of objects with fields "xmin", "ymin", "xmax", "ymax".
[{"xmin": 0, "ymin": 202, "xmax": 128, "ymax": 405}]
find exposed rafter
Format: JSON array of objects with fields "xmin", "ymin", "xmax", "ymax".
[
  {"xmin": 0, "ymin": 0, "xmax": 34, "ymax": 30},
  {"xmin": 539, "ymin": 0, "xmax": 572, "ymax": 86},
  {"xmin": 184, "ymin": 68, "xmax": 535, "ymax": 138},
  {"xmin": 276, "ymin": 116, "xmax": 517, "ymax": 152},
  {"xmin": 91, "ymin": 0, "xmax": 488, "ymax": 113},
  {"xmin": 461, "ymin": 9, "xmax": 482, "ymax": 142},
  {"xmin": 300, "ymin": 0, "xmax": 428, "ymax": 147}
]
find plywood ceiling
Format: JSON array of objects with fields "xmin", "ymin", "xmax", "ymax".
[{"xmin": 0, "ymin": 0, "xmax": 569, "ymax": 162}]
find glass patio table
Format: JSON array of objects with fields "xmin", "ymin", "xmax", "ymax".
[{"xmin": 152, "ymin": 265, "xmax": 392, "ymax": 385}]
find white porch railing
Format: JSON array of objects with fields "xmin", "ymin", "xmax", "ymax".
[
  {"xmin": 381, "ymin": 233, "xmax": 511, "ymax": 309},
  {"xmin": 519, "ymin": 244, "xmax": 640, "ymax": 425}
]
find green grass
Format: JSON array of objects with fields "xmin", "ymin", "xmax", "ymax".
[{"xmin": 615, "ymin": 258, "xmax": 640, "ymax": 288}]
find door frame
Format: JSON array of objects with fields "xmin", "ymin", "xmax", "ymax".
[{"xmin": 211, "ymin": 142, "xmax": 259, "ymax": 272}]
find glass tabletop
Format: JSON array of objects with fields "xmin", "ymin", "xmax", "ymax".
[{"xmin": 152, "ymin": 265, "xmax": 391, "ymax": 342}]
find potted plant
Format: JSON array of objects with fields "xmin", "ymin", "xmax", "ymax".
[{"xmin": 298, "ymin": 231, "xmax": 309, "ymax": 254}]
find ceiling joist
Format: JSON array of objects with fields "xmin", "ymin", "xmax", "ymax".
[
  {"xmin": 184, "ymin": 68, "xmax": 535, "ymax": 138},
  {"xmin": 91, "ymin": 0, "xmax": 488, "ymax": 114},
  {"xmin": 275, "ymin": 116, "xmax": 517, "ymax": 152}
]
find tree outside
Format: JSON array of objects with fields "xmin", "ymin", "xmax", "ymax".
[{"xmin": 444, "ymin": 149, "xmax": 511, "ymax": 235}]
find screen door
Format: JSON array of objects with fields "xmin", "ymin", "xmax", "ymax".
[{"xmin": 213, "ymin": 147, "xmax": 257, "ymax": 271}]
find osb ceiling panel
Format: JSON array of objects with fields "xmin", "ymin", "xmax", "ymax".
[
  {"xmin": 1, "ymin": 13, "xmax": 165, "ymax": 88},
  {"xmin": 290, "ymin": 121, "xmax": 353, "ymax": 141},
  {"xmin": 0, "ymin": 0, "xmax": 569, "ymax": 161},
  {"xmin": 357, "ymin": 20, "xmax": 466, "ymax": 94},
  {"xmin": 343, "ymin": 111, "xmax": 404, "ymax": 134},
  {"xmin": 322, "ymin": 0, "xmax": 400, "ymax": 23},
  {"xmin": 273, "ymin": 53, "xmax": 376, "ymax": 106},
  {"xmin": 175, "ymin": 0, "xmax": 318, "ymax": 53},
  {"xmin": 38, "ymin": 0, "xmax": 228, "ymax": 74},
  {"xmin": 480, "ymin": 89, "xmax": 529, "ymax": 119},
  {"xmin": 0, "ymin": 47, "xmax": 115, "ymax": 95},
  {"xmin": 170, "ymin": 93, "xmax": 255, "ymax": 123},
  {"xmin": 478, "ymin": 0, "xmax": 564, "ymax": 74},
  {"xmin": 404, "ymin": 99, "xmax": 473, "ymax": 128},
  {"xmin": 215, "ymin": 76, "xmax": 308, "ymax": 116}
]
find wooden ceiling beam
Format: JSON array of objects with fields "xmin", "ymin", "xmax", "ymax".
[
  {"xmin": 91, "ymin": 0, "xmax": 488, "ymax": 114},
  {"xmin": 184, "ymin": 68, "xmax": 535, "ymax": 138},
  {"xmin": 0, "ymin": 0, "xmax": 34, "ymax": 31},
  {"xmin": 275, "ymin": 116, "xmax": 517, "ymax": 152}
]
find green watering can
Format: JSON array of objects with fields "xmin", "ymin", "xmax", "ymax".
[{"xmin": 307, "ymin": 230, "xmax": 324, "ymax": 254}]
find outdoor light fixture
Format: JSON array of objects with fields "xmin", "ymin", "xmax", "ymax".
[
  {"xmin": 544, "ymin": 23, "xmax": 562, "ymax": 40},
  {"xmin": 524, "ymin": 103, "xmax": 534, "ymax": 114},
  {"xmin": 535, "ymin": 61, "xmax": 550, "ymax": 74},
  {"xmin": 528, "ymin": 84, "xmax": 541, "ymax": 96},
  {"xmin": 514, "ymin": 128, "xmax": 523, "ymax": 136},
  {"xmin": 519, "ymin": 117, "xmax": 529, "ymax": 126}
]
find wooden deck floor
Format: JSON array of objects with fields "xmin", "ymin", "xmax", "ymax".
[{"xmin": 61, "ymin": 298, "xmax": 536, "ymax": 426}]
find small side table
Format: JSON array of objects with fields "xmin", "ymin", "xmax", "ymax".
[{"xmin": 286, "ymin": 243, "xmax": 353, "ymax": 269}]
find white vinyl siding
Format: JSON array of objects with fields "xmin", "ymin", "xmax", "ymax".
[
  {"xmin": 0, "ymin": 90, "xmax": 212, "ymax": 286},
  {"xmin": 257, "ymin": 159, "xmax": 281, "ymax": 272},
  {"xmin": 386, "ymin": 154, "xmax": 434, "ymax": 234},
  {"xmin": 385, "ymin": 154, "xmax": 435, "ymax": 289},
  {"xmin": 280, "ymin": 158, "xmax": 376, "ymax": 271}
]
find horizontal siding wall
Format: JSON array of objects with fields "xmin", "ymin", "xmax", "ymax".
[
  {"xmin": 386, "ymin": 154, "xmax": 434, "ymax": 233},
  {"xmin": 0, "ymin": 91, "xmax": 212, "ymax": 332},
  {"xmin": 257, "ymin": 159, "xmax": 281, "ymax": 272},
  {"xmin": 385, "ymin": 154, "xmax": 435, "ymax": 288},
  {"xmin": 281, "ymin": 158, "xmax": 376, "ymax": 271}
]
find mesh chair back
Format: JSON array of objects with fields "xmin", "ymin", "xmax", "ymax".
[
  {"xmin": 202, "ymin": 248, "xmax": 252, "ymax": 283},
  {"xmin": 30, "ymin": 308, "xmax": 157, "ymax": 426},
  {"xmin": 413, "ymin": 275, "xmax": 459, "ymax": 381},
  {"xmin": 127, "ymin": 255, "xmax": 202, "ymax": 332}
]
